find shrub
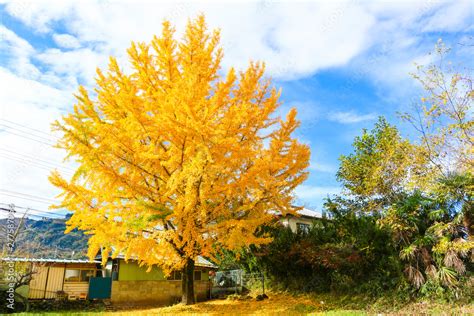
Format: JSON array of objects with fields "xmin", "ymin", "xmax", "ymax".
[{"xmin": 237, "ymin": 206, "xmax": 403, "ymax": 297}]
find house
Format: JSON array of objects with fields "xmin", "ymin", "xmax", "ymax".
[
  {"xmin": 102, "ymin": 254, "xmax": 217, "ymax": 305},
  {"xmin": 1, "ymin": 258, "xmax": 101, "ymax": 300},
  {"xmin": 279, "ymin": 208, "xmax": 322, "ymax": 233},
  {"xmin": 2, "ymin": 255, "xmax": 216, "ymax": 305}
]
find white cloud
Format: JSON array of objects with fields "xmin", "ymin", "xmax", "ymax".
[
  {"xmin": 295, "ymin": 184, "xmax": 341, "ymax": 200},
  {"xmin": 0, "ymin": 68, "xmax": 72, "ymax": 113},
  {"xmin": 422, "ymin": 0, "xmax": 473, "ymax": 32},
  {"xmin": 2, "ymin": 1, "xmax": 376, "ymax": 80},
  {"xmin": 308, "ymin": 161, "xmax": 337, "ymax": 173},
  {"xmin": 0, "ymin": 25, "xmax": 39, "ymax": 78},
  {"xmin": 52, "ymin": 33, "xmax": 81, "ymax": 49},
  {"xmin": 2, "ymin": 1, "xmax": 74, "ymax": 33},
  {"xmin": 279, "ymin": 101, "xmax": 321, "ymax": 123},
  {"xmin": 2, "ymin": 0, "xmax": 471, "ymax": 85},
  {"xmin": 0, "ymin": 67, "xmax": 74, "ymax": 214},
  {"xmin": 293, "ymin": 184, "xmax": 342, "ymax": 209},
  {"xmin": 327, "ymin": 111, "xmax": 377, "ymax": 124},
  {"xmin": 2, "ymin": 1, "xmax": 471, "ymax": 85},
  {"xmin": 36, "ymin": 48, "xmax": 107, "ymax": 85}
]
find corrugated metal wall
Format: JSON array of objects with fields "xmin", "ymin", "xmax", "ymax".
[
  {"xmin": 45, "ymin": 267, "xmax": 64, "ymax": 298},
  {"xmin": 29, "ymin": 265, "xmax": 49, "ymax": 299},
  {"xmin": 28, "ymin": 263, "xmax": 94, "ymax": 299}
]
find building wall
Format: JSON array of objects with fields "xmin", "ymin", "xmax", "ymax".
[
  {"xmin": 63, "ymin": 282, "xmax": 89, "ymax": 299},
  {"xmin": 110, "ymin": 280, "xmax": 210, "ymax": 305},
  {"xmin": 200, "ymin": 269, "xmax": 210, "ymax": 281},
  {"xmin": 29, "ymin": 265, "xmax": 49, "ymax": 299},
  {"xmin": 118, "ymin": 260, "xmax": 165, "ymax": 281},
  {"xmin": 28, "ymin": 263, "xmax": 97, "ymax": 299},
  {"xmin": 44, "ymin": 267, "xmax": 64, "ymax": 299},
  {"xmin": 117, "ymin": 259, "xmax": 210, "ymax": 281},
  {"xmin": 280, "ymin": 216, "xmax": 314, "ymax": 233}
]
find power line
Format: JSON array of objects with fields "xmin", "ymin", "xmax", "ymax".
[
  {"xmin": 0, "ymin": 190, "xmax": 58, "ymax": 203},
  {"xmin": 0, "ymin": 152, "xmax": 75, "ymax": 175},
  {"xmin": 0, "ymin": 122, "xmax": 57, "ymax": 142},
  {"xmin": 0, "ymin": 148, "xmax": 75, "ymax": 172},
  {"xmin": 0, "ymin": 203, "xmax": 70, "ymax": 217},
  {"xmin": 0, "ymin": 193, "xmax": 55, "ymax": 205},
  {"xmin": 0, "ymin": 205, "xmax": 67, "ymax": 219},
  {"xmin": 0, "ymin": 128, "xmax": 55, "ymax": 146},
  {"xmin": 0, "ymin": 123, "xmax": 56, "ymax": 143},
  {"xmin": 0, "ymin": 119, "xmax": 59, "ymax": 139},
  {"xmin": 0, "ymin": 207, "xmax": 65, "ymax": 220},
  {"xmin": 0, "ymin": 153, "xmax": 74, "ymax": 176},
  {"xmin": 0, "ymin": 191, "xmax": 59, "ymax": 206}
]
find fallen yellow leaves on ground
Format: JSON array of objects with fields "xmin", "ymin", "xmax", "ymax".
[
  {"xmin": 20, "ymin": 291, "xmax": 474, "ymax": 315},
  {"xmin": 101, "ymin": 291, "xmax": 474, "ymax": 316},
  {"xmin": 106, "ymin": 292, "xmax": 322, "ymax": 315}
]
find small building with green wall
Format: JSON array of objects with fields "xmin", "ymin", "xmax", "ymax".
[{"xmin": 106, "ymin": 255, "xmax": 216, "ymax": 305}]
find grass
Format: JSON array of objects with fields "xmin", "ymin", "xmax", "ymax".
[{"xmin": 16, "ymin": 291, "xmax": 474, "ymax": 315}]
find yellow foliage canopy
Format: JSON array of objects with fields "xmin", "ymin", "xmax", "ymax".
[{"xmin": 49, "ymin": 16, "xmax": 310, "ymax": 273}]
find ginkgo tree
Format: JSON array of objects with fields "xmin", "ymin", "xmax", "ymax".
[{"xmin": 49, "ymin": 15, "xmax": 310, "ymax": 304}]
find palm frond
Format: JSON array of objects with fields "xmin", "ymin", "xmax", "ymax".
[
  {"xmin": 438, "ymin": 266, "xmax": 458, "ymax": 287},
  {"xmin": 405, "ymin": 265, "xmax": 425, "ymax": 289},
  {"xmin": 443, "ymin": 251, "xmax": 466, "ymax": 274},
  {"xmin": 425, "ymin": 264, "xmax": 437, "ymax": 280}
]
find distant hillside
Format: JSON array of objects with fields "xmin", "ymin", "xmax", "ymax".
[{"xmin": 0, "ymin": 215, "xmax": 89, "ymax": 259}]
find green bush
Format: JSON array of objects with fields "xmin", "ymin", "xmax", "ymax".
[
  {"xmin": 235, "ymin": 205, "xmax": 403, "ymax": 297},
  {"xmin": 226, "ymin": 174, "xmax": 473, "ymax": 302}
]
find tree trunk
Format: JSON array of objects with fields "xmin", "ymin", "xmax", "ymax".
[
  {"xmin": 464, "ymin": 206, "xmax": 474, "ymax": 236},
  {"xmin": 181, "ymin": 257, "xmax": 195, "ymax": 305}
]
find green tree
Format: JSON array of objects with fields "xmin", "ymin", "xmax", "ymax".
[
  {"xmin": 403, "ymin": 40, "xmax": 473, "ymax": 178},
  {"xmin": 402, "ymin": 40, "xmax": 473, "ymax": 236},
  {"xmin": 337, "ymin": 117, "xmax": 423, "ymax": 211},
  {"xmin": 336, "ymin": 114, "xmax": 472, "ymax": 297}
]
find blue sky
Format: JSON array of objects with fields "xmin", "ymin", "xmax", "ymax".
[{"xmin": 0, "ymin": 0, "xmax": 472, "ymax": 215}]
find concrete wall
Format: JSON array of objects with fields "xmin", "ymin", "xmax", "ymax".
[{"xmin": 111, "ymin": 280, "xmax": 210, "ymax": 305}]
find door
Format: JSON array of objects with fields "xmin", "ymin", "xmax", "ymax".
[{"xmin": 88, "ymin": 277, "xmax": 112, "ymax": 299}]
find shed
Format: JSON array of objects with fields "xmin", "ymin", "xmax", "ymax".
[{"xmin": 2, "ymin": 258, "xmax": 101, "ymax": 300}]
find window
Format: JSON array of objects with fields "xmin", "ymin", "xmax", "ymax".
[
  {"xmin": 64, "ymin": 269, "xmax": 96, "ymax": 282},
  {"xmin": 167, "ymin": 271, "xmax": 182, "ymax": 280},
  {"xmin": 80, "ymin": 270, "xmax": 95, "ymax": 282},
  {"xmin": 167, "ymin": 271, "xmax": 203, "ymax": 280},
  {"xmin": 296, "ymin": 222, "xmax": 310, "ymax": 234},
  {"xmin": 194, "ymin": 271, "xmax": 201, "ymax": 281},
  {"xmin": 65, "ymin": 269, "xmax": 80, "ymax": 282}
]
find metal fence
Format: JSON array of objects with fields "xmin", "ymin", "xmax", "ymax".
[{"xmin": 210, "ymin": 270, "xmax": 264, "ymax": 298}]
